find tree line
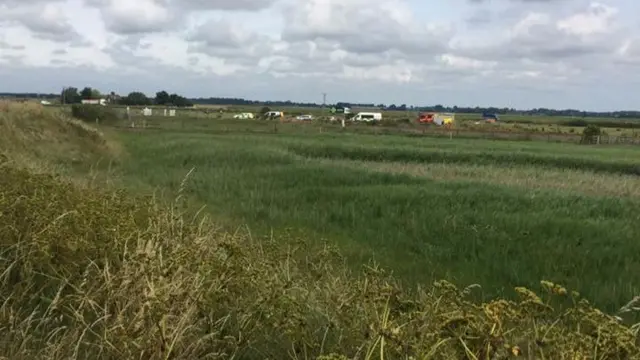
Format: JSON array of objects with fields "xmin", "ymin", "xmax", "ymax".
[
  {"xmin": 2, "ymin": 91, "xmax": 640, "ymax": 118},
  {"xmin": 0, "ymin": 88, "xmax": 192, "ymax": 107},
  {"xmin": 55, "ymin": 87, "xmax": 194, "ymax": 107}
]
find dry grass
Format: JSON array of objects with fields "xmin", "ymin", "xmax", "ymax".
[
  {"xmin": 324, "ymin": 158, "xmax": 640, "ymax": 198},
  {"xmin": 1, "ymin": 102, "xmax": 640, "ymax": 359},
  {"xmin": 0, "ymin": 100, "xmax": 121, "ymax": 173}
]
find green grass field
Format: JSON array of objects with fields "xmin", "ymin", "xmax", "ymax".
[{"xmin": 116, "ymin": 118, "xmax": 640, "ymax": 313}]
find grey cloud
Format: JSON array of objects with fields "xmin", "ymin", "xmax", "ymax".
[
  {"xmin": 454, "ymin": 14, "xmax": 618, "ymax": 63},
  {"xmin": 83, "ymin": 0, "xmax": 178, "ymax": 35},
  {"xmin": 178, "ymin": 0, "xmax": 277, "ymax": 11},
  {"xmin": 468, "ymin": 0, "xmax": 569, "ymax": 3},
  {"xmin": 0, "ymin": 3, "xmax": 86, "ymax": 44},
  {"xmin": 281, "ymin": 2, "xmax": 451, "ymax": 58},
  {"xmin": 0, "ymin": 39, "xmax": 24, "ymax": 50},
  {"xmin": 185, "ymin": 18, "xmax": 278, "ymax": 67},
  {"xmin": 83, "ymin": 0, "xmax": 277, "ymax": 35},
  {"xmin": 0, "ymin": 54, "xmax": 24, "ymax": 66},
  {"xmin": 465, "ymin": 9, "xmax": 492, "ymax": 25}
]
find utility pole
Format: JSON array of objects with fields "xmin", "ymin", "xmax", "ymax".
[{"xmin": 322, "ymin": 93, "xmax": 327, "ymax": 108}]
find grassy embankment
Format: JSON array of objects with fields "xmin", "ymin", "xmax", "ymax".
[{"xmin": 2, "ymin": 101, "xmax": 640, "ymax": 359}]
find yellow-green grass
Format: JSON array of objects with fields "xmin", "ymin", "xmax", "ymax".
[
  {"xmin": 0, "ymin": 101, "xmax": 120, "ymax": 175},
  {"xmin": 320, "ymin": 158, "xmax": 640, "ymax": 198}
]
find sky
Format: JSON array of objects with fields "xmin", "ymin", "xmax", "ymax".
[{"xmin": 0, "ymin": 0, "xmax": 638, "ymax": 111}]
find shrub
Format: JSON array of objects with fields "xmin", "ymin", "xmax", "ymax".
[
  {"xmin": 581, "ymin": 124, "xmax": 602, "ymax": 144},
  {"xmin": 71, "ymin": 104, "xmax": 121, "ymax": 124}
]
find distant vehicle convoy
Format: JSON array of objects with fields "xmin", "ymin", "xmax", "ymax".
[
  {"xmin": 417, "ymin": 112, "xmax": 455, "ymax": 126},
  {"xmin": 232, "ymin": 110, "xmax": 460, "ymax": 127}
]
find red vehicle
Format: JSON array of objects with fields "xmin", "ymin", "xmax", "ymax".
[{"xmin": 417, "ymin": 112, "xmax": 436, "ymax": 124}]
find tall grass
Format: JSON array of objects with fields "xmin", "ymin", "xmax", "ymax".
[
  {"xmin": 0, "ymin": 101, "xmax": 119, "ymax": 174},
  {"xmin": 117, "ymin": 131, "xmax": 640, "ymax": 313}
]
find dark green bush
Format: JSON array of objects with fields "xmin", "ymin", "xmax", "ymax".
[
  {"xmin": 581, "ymin": 124, "xmax": 602, "ymax": 144},
  {"xmin": 71, "ymin": 104, "xmax": 121, "ymax": 124}
]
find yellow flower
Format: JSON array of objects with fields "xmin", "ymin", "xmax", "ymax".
[{"xmin": 511, "ymin": 346, "xmax": 521, "ymax": 356}]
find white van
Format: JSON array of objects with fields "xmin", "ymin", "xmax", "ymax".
[
  {"xmin": 352, "ymin": 112, "xmax": 382, "ymax": 122},
  {"xmin": 264, "ymin": 111, "xmax": 284, "ymax": 119}
]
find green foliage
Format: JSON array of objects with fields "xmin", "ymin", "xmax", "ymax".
[
  {"xmin": 582, "ymin": 124, "xmax": 603, "ymax": 144},
  {"xmin": 1, "ymin": 164, "xmax": 639, "ymax": 359},
  {"xmin": 80, "ymin": 86, "xmax": 93, "ymax": 99},
  {"xmin": 61, "ymin": 86, "xmax": 81, "ymax": 104},
  {"xmin": 154, "ymin": 90, "xmax": 192, "ymax": 107},
  {"xmin": 71, "ymin": 103, "xmax": 121, "ymax": 124},
  {"xmin": 121, "ymin": 91, "xmax": 152, "ymax": 106}
]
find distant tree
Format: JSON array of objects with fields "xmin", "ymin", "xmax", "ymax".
[
  {"xmin": 80, "ymin": 87, "xmax": 93, "ymax": 99},
  {"xmin": 61, "ymin": 87, "xmax": 81, "ymax": 104},
  {"xmin": 169, "ymin": 93, "xmax": 192, "ymax": 107},
  {"xmin": 90, "ymin": 88, "xmax": 101, "ymax": 99},
  {"xmin": 121, "ymin": 92, "xmax": 152, "ymax": 106},
  {"xmin": 155, "ymin": 90, "xmax": 170, "ymax": 105}
]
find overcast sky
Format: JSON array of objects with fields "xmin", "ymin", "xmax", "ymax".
[{"xmin": 0, "ymin": 0, "xmax": 638, "ymax": 110}]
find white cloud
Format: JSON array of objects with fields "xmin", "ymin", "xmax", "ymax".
[
  {"xmin": 556, "ymin": 2, "xmax": 617, "ymax": 36},
  {"xmin": 1, "ymin": 0, "xmax": 639, "ymax": 110}
]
